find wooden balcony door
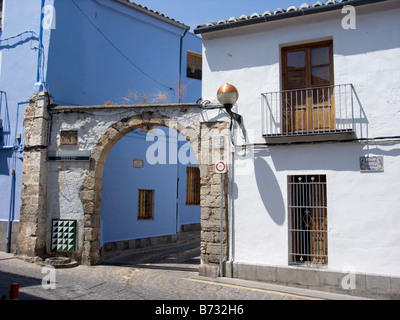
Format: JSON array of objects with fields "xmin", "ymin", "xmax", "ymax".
[{"xmin": 282, "ymin": 41, "xmax": 335, "ymax": 133}]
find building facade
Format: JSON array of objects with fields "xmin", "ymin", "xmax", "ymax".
[
  {"xmin": 195, "ymin": 0, "xmax": 400, "ymax": 298},
  {"xmin": 0, "ymin": 0, "xmax": 202, "ymax": 252}
]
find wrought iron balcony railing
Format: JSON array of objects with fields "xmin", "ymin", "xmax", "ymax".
[{"xmin": 261, "ymin": 84, "xmax": 355, "ymax": 137}]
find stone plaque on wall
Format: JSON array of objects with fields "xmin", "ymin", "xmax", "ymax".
[
  {"xmin": 132, "ymin": 158, "xmax": 144, "ymax": 169},
  {"xmin": 60, "ymin": 130, "xmax": 78, "ymax": 145}
]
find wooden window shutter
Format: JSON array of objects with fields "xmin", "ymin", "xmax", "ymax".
[
  {"xmin": 138, "ymin": 189, "xmax": 154, "ymax": 220},
  {"xmin": 186, "ymin": 167, "xmax": 200, "ymax": 205}
]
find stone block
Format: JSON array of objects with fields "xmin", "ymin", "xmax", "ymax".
[
  {"xmin": 199, "ymin": 264, "xmax": 218, "ymax": 278},
  {"xmin": 366, "ymin": 273, "xmax": 391, "ymax": 294},
  {"xmin": 116, "ymin": 240, "xmax": 129, "ymax": 251},
  {"xmin": 201, "ymin": 220, "xmax": 221, "ymax": 232},
  {"xmin": 199, "ymin": 165, "xmax": 209, "ymax": 178},
  {"xmin": 201, "ymin": 207, "xmax": 211, "ymax": 220},
  {"xmin": 390, "ymin": 276, "xmax": 400, "ymax": 297},
  {"xmin": 318, "ymin": 269, "xmax": 342, "ymax": 289},
  {"xmin": 237, "ymin": 262, "xmax": 258, "ymax": 281},
  {"xmin": 80, "ymin": 190, "xmax": 95, "ymax": 202},
  {"xmin": 256, "ymin": 264, "xmax": 277, "ymax": 282}
]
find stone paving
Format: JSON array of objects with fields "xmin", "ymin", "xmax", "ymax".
[{"xmin": 0, "ymin": 232, "xmax": 369, "ymax": 302}]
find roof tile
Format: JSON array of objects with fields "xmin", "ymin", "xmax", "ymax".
[
  {"xmin": 120, "ymin": 0, "xmax": 189, "ymax": 29},
  {"xmin": 195, "ymin": 0, "xmax": 368, "ymax": 31}
]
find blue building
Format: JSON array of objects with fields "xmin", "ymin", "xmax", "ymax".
[
  {"xmin": 0, "ymin": 0, "xmax": 202, "ymax": 252},
  {"xmin": 101, "ymin": 126, "xmax": 200, "ymax": 252}
]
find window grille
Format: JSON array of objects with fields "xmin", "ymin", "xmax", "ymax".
[
  {"xmin": 288, "ymin": 175, "xmax": 328, "ymax": 265},
  {"xmin": 138, "ymin": 189, "xmax": 154, "ymax": 220},
  {"xmin": 186, "ymin": 167, "xmax": 200, "ymax": 205},
  {"xmin": 187, "ymin": 51, "xmax": 202, "ymax": 80}
]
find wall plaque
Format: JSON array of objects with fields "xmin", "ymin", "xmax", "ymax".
[
  {"xmin": 48, "ymin": 150, "xmax": 91, "ymax": 161},
  {"xmin": 133, "ymin": 158, "xmax": 144, "ymax": 169},
  {"xmin": 60, "ymin": 130, "xmax": 78, "ymax": 145},
  {"xmin": 360, "ymin": 156, "xmax": 384, "ymax": 172},
  {"xmin": 213, "ymin": 136, "xmax": 225, "ymax": 149}
]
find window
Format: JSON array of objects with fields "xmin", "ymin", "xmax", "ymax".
[
  {"xmin": 186, "ymin": 167, "xmax": 200, "ymax": 205},
  {"xmin": 187, "ymin": 51, "xmax": 202, "ymax": 80},
  {"xmin": 138, "ymin": 189, "xmax": 154, "ymax": 220},
  {"xmin": 288, "ymin": 175, "xmax": 328, "ymax": 265},
  {"xmin": 281, "ymin": 40, "xmax": 334, "ymax": 133}
]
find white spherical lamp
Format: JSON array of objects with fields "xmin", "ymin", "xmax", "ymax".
[{"xmin": 217, "ymin": 83, "xmax": 239, "ymax": 106}]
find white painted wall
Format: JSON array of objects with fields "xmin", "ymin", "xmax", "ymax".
[
  {"xmin": 202, "ymin": 1, "xmax": 400, "ymax": 142},
  {"xmin": 201, "ymin": 1, "xmax": 400, "ymax": 276}
]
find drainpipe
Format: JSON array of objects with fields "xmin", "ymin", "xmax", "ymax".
[
  {"xmin": 35, "ymin": 0, "xmax": 46, "ymax": 92},
  {"xmin": 5, "ymin": 100, "xmax": 27, "ymax": 253},
  {"xmin": 176, "ymin": 137, "xmax": 180, "ymax": 235},
  {"xmin": 178, "ymin": 29, "xmax": 189, "ymax": 103},
  {"xmin": 6, "ymin": 169, "xmax": 16, "ymax": 253}
]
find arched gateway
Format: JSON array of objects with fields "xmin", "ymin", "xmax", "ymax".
[
  {"xmin": 17, "ymin": 92, "xmax": 229, "ymax": 276},
  {"xmin": 79, "ymin": 113, "xmax": 201, "ymax": 265}
]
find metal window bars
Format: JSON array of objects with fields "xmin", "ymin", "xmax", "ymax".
[
  {"xmin": 288, "ymin": 175, "xmax": 328, "ymax": 266},
  {"xmin": 138, "ymin": 189, "xmax": 154, "ymax": 220},
  {"xmin": 262, "ymin": 84, "xmax": 355, "ymax": 136}
]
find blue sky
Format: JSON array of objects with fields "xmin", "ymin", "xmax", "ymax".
[{"xmin": 136, "ymin": 0, "xmax": 316, "ymax": 31}]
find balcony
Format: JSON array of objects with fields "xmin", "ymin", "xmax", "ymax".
[{"xmin": 261, "ymin": 84, "xmax": 356, "ymax": 143}]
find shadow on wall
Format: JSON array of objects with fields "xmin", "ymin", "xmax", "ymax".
[{"xmin": 253, "ymin": 156, "xmax": 285, "ymax": 225}]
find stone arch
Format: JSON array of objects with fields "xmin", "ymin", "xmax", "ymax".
[{"xmin": 79, "ymin": 111, "xmax": 200, "ymax": 265}]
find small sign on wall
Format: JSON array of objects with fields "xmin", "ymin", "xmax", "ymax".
[
  {"xmin": 48, "ymin": 150, "xmax": 91, "ymax": 161},
  {"xmin": 60, "ymin": 130, "xmax": 78, "ymax": 145},
  {"xmin": 360, "ymin": 156, "xmax": 384, "ymax": 172},
  {"xmin": 133, "ymin": 158, "xmax": 144, "ymax": 169},
  {"xmin": 213, "ymin": 136, "xmax": 225, "ymax": 149}
]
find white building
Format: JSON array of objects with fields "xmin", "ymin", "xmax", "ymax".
[{"xmin": 195, "ymin": 0, "xmax": 400, "ymax": 298}]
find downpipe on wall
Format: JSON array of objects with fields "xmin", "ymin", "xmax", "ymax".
[
  {"xmin": 178, "ymin": 29, "xmax": 189, "ymax": 103},
  {"xmin": 6, "ymin": 169, "xmax": 16, "ymax": 253},
  {"xmin": 4, "ymin": 99, "xmax": 29, "ymax": 253},
  {"xmin": 34, "ymin": 0, "xmax": 47, "ymax": 93}
]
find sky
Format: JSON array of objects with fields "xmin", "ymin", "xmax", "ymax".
[{"xmin": 135, "ymin": 0, "xmax": 317, "ymax": 31}]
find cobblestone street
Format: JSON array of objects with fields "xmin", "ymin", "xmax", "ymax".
[{"xmin": 1, "ymin": 232, "xmax": 368, "ymax": 303}]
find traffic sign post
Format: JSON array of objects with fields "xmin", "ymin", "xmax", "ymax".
[
  {"xmin": 215, "ymin": 160, "xmax": 226, "ymax": 277},
  {"xmin": 215, "ymin": 160, "xmax": 227, "ymax": 174}
]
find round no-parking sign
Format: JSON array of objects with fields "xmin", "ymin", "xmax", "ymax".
[{"xmin": 215, "ymin": 160, "xmax": 227, "ymax": 174}]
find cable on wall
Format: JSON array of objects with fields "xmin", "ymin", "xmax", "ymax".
[{"xmin": 71, "ymin": 0, "xmax": 174, "ymax": 92}]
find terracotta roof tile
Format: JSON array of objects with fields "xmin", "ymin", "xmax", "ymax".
[
  {"xmin": 195, "ymin": 0, "xmax": 387, "ymax": 33},
  {"xmin": 118, "ymin": 0, "xmax": 189, "ymax": 29}
]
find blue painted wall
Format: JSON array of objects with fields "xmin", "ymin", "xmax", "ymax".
[
  {"xmin": 0, "ymin": 0, "xmax": 201, "ymax": 249},
  {"xmin": 46, "ymin": 0, "xmax": 202, "ymax": 105},
  {"xmin": 0, "ymin": 0, "xmax": 45, "ymax": 228},
  {"xmin": 100, "ymin": 126, "xmax": 200, "ymax": 246}
]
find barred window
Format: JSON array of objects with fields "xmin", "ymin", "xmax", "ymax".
[
  {"xmin": 186, "ymin": 167, "xmax": 200, "ymax": 205},
  {"xmin": 288, "ymin": 175, "xmax": 328, "ymax": 265},
  {"xmin": 138, "ymin": 189, "xmax": 154, "ymax": 220}
]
